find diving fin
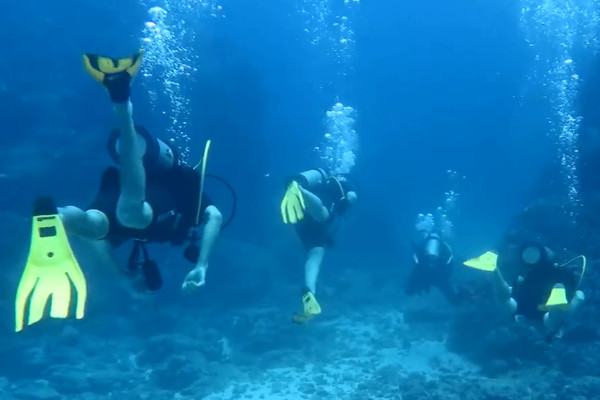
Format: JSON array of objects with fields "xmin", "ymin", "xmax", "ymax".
[
  {"xmin": 463, "ymin": 251, "xmax": 498, "ymax": 272},
  {"xmin": 292, "ymin": 291, "xmax": 322, "ymax": 324},
  {"xmin": 15, "ymin": 197, "xmax": 87, "ymax": 332},
  {"xmin": 83, "ymin": 50, "xmax": 144, "ymax": 103},
  {"xmin": 280, "ymin": 181, "xmax": 306, "ymax": 224},
  {"xmin": 538, "ymin": 283, "xmax": 569, "ymax": 311}
]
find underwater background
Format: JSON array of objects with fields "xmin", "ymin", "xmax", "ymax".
[{"xmin": 2, "ymin": 0, "xmax": 600, "ymax": 398}]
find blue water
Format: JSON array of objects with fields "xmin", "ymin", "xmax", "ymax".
[{"xmin": 1, "ymin": 0, "xmax": 600, "ymax": 398}]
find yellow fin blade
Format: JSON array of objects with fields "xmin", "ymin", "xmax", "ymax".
[
  {"xmin": 539, "ymin": 284, "xmax": 569, "ymax": 311},
  {"xmin": 463, "ymin": 251, "xmax": 498, "ymax": 272}
]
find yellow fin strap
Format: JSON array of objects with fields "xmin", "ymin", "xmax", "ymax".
[{"xmin": 463, "ymin": 251, "xmax": 498, "ymax": 272}]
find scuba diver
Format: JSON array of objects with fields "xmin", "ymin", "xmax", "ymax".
[
  {"xmin": 464, "ymin": 242, "xmax": 585, "ymax": 341},
  {"xmin": 15, "ymin": 50, "xmax": 223, "ymax": 332},
  {"xmin": 280, "ymin": 168, "xmax": 358, "ymax": 323},
  {"xmin": 406, "ymin": 213, "xmax": 464, "ymax": 306}
]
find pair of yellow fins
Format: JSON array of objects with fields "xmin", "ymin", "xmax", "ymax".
[
  {"xmin": 463, "ymin": 251, "xmax": 585, "ymax": 311},
  {"xmin": 14, "ymin": 51, "xmax": 145, "ymax": 332}
]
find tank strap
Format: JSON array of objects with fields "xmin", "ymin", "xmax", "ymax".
[
  {"xmin": 329, "ymin": 177, "xmax": 347, "ymax": 201},
  {"xmin": 128, "ymin": 240, "xmax": 149, "ymax": 271}
]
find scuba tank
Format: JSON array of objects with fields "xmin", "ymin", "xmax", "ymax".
[
  {"xmin": 290, "ymin": 168, "xmax": 328, "ymax": 190},
  {"xmin": 412, "ymin": 213, "xmax": 453, "ymax": 267},
  {"xmin": 424, "ymin": 234, "xmax": 442, "ymax": 260},
  {"xmin": 107, "ymin": 125, "xmax": 180, "ymax": 172}
]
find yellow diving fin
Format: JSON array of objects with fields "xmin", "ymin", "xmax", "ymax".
[
  {"xmin": 280, "ymin": 181, "xmax": 306, "ymax": 224},
  {"xmin": 15, "ymin": 197, "xmax": 87, "ymax": 332},
  {"xmin": 82, "ymin": 50, "xmax": 144, "ymax": 103},
  {"xmin": 538, "ymin": 283, "xmax": 569, "ymax": 311},
  {"xmin": 463, "ymin": 251, "xmax": 498, "ymax": 272},
  {"xmin": 292, "ymin": 291, "xmax": 322, "ymax": 324}
]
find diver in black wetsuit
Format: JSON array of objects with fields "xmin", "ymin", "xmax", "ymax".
[
  {"xmin": 493, "ymin": 243, "xmax": 585, "ymax": 340},
  {"xmin": 59, "ymin": 50, "xmax": 222, "ymax": 294},
  {"xmin": 280, "ymin": 168, "xmax": 358, "ymax": 322},
  {"xmin": 405, "ymin": 213, "xmax": 464, "ymax": 306}
]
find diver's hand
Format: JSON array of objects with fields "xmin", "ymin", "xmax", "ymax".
[{"xmin": 182, "ymin": 264, "xmax": 207, "ymax": 294}]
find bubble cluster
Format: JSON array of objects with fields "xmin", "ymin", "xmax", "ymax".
[
  {"xmin": 297, "ymin": 0, "xmax": 359, "ymax": 78},
  {"xmin": 298, "ymin": 0, "xmax": 361, "ymax": 175},
  {"xmin": 434, "ymin": 170, "xmax": 465, "ymax": 240},
  {"xmin": 520, "ymin": 0, "xmax": 600, "ymax": 215},
  {"xmin": 315, "ymin": 102, "xmax": 358, "ymax": 176},
  {"xmin": 139, "ymin": 0, "xmax": 225, "ymax": 163},
  {"xmin": 415, "ymin": 213, "xmax": 435, "ymax": 233}
]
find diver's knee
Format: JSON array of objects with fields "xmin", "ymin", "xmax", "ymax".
[
  {"xmin": 307, "ymin": 246, "xmax": 326, "ymax": 260},
  {"xmin": 116, "ymin": 199, "xmax": 153, "ymax": 229},
  {"xmin": 85, "ymin": 209, "xmax": 110, "ymax": 239},
  {"xmin": 205, "ymin": 205, "xmax": 222, "ymax": 225}
]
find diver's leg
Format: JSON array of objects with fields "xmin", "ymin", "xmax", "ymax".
[
  {"xmin": 58, "ymin": 206, "xmax": 109, "ymax": 240},
  {"xmin": 182, "ymin": 205, "xmax": 222, "ymax": 291},
  {"xmin": 113, "ymin": 100, "xmax": 153, "ymax": 229},
  {"xmin": 543, "ymin": 290, "xmax": 585, "ymax": 336},
  {"xmin": 299, "ymin": 188, "xmax": 329, "ymax": 223},
  {"xmin": 492, "ymin": 269, "xmax": 517, "ymax": 315},
  {"xmin": 305, "ymin": 246, "xmax": 326, "ymax": 294}
]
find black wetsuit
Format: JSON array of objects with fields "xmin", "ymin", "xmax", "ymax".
[
  {"xmin": 88, "ymin": 165, "xmax": 211, "ymax": 248},
  {"xmin": 405, "ymin": 232, "xmax": 462, "ymax": 306},
  {"xmin": 511, "ymin": 264, "xmax": 578, "ymax": 321},
  {"xmin": 295, "ymin": 179, "xmax": 353, "ymax": 250}
]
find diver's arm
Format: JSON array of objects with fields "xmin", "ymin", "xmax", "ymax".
[
  {"xmin": 197, "ymin": 206, "xmax": 222, "ymax": 268},
  {"xmin": 182, "ymin": 206, "xmax": 222, "ymax": 292}
]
